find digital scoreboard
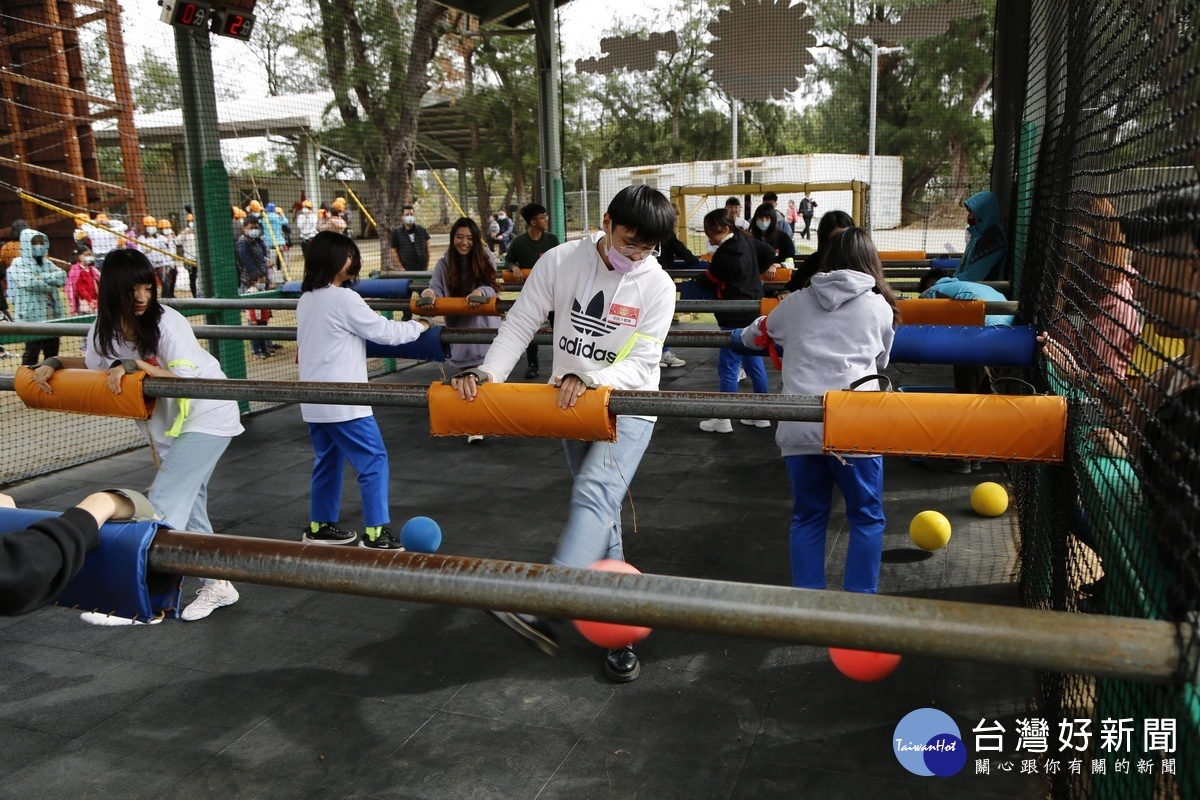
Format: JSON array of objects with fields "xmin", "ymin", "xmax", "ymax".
[{"xmin": 160, "ymin": 0, "xmax": 256, "ymax": 41}]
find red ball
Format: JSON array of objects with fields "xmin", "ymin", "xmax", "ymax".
[
  {"xmin": 571, "ymin": 559, "xmax": 652, "ymax": 649},
  {"xmin": 828, "ymin": 647, "xmax": 902, "ymax": 682}
]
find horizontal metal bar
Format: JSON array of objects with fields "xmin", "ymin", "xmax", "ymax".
[
  {"xmin": 146, "ymin": 529, "xmax": 1183, "ymax": 683},
  {"xmin": 0, "ymin": 371, "xmax": 824, "ymax": 420}
]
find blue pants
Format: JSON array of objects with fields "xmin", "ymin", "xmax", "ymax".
[
  {"xmin": 308, "ymin": 417, "xmax": 390, "ymax": 528},
  {"xmin": 149, "ymin": 432, "xmax": 231, "ymax": 586},
  {"xmin": 784, "ymin": 454, "xmax": 886, "ymax": 593},
  {"xmin": 717, "ymin": 327, "xmax": 768, "ymax": 394},
  {"xmin": 553, "ymin": 416, "xmax": 654, "ymax": 568}
]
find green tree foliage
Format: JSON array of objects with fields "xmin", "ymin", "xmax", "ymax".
[
  {"xmin": 800, "ymin": 0, "xmax": 996, "ymax": 216},
  {"xmin": 133, "ymin": 50, "xmax": 181, "ymax": 113},
  {"xmin": 244, "ymin": 0, "xmax": 326, "ymax": 96}
]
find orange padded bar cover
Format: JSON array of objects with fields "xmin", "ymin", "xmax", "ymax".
[
  {"xmin": 879, "ymin": 250, "xmax": 927, "ymax": 262},
  {"xmin": 502, "ymin": 269, "xmax": 529, "ymax": 283},
  {"xmin": 896, "ymin": 299, "xmax": 985, "ymax": 326},
  {"xmin": 760, "ymin": 297, "xmax": 781, "ymax": 316},
  {"xmin": 428, "ymin": 382, "xmax": 617, "ymax": 441},
  {"xmin": 410, "ymin": 297, "xmax": 500, "ymax": 317},
  {"xmin": 766, "ymin": 267, "xmax": 793, "ymax": 283},
  {"xmin": 823, "ymin": 391, "xmax": 1066, "ymax": 462},
  {"xmin": 15, "ymin": 367, "xmax": 156, "ymax": 419}
]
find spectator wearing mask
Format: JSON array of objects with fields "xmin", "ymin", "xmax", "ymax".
[
  {"xmin": 953, "ymin": 191, "xmax": 1007, "ymax": 282},
  {"xmin": 296, "ymin": 200, "xmax": 319, "ymax": 258},
  {"xmin": 84, "ymin": 214, "xmax": 119, "ymax": 268},
  {"xmin": 67, "ymin": 248, "xmax": 100, "ymax": 315},
  {"xmin": 236, "ymin": 217, "xmax": 268, "ymax": 290},
  {"xmin": 178, "ymin": 214, "xmax": 200, "ymax": 296},
  {"xmin": 762, "ymin": 192, "xmax": 793, "ymax": 238},
  {"xmin": 6, "ymin": 227, "xmax": 65, "ymax": 365},
  {"xmin": 389, "ymin": 204, "xmax": 431, "ymax": 272},
  {"xmin": 138, "ymin": 216, "xmax": 173, "ymax": 298}
]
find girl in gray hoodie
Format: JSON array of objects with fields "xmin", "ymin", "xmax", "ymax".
[{"xmin": 743, "ymin": 228, "xmax": 898, "ymax": 593}]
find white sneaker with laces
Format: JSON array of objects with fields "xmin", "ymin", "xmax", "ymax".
[
  {"xmin": 737, "ymin": 367, "xmax": 748, "ymax": 382},
  {"xmin": 659, "ymin": 352, "xmax": 687, "ymax": 368},
  {"xmin": 740, "ymin": 419, "xmax": 771, "ymax": 428},
  {"xmin": 699, "ymin": 418, "xmax": 733, "ymax": 434},
  {"xmin": 80, "ymin": 612, "xmax": 163, "ymax": 627},
  {"xmin": 467, "ymin": 434, "xmax": 484, "ymax": 444},
  {"xmin": 180, "ymin": 581, "xmax": 239, "ymax": 621}
]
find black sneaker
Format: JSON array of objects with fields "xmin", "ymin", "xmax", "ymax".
[
  {"xmin": 359, "ymin": 527, "xmax": 404, "ymax": 550},
  {"xmin": 302, "ymin": 523, "xmax": 358, "ymax": 545},
  {"xmin": 486, "ymin": 611, "xmax": 560, "ymax": 657},
  {"xmin": 604, "ymin": 645, "xmax": 640, "ymax": 683},
  {"xmin": 524, "ymin": 362, "xmax": 539, "ymax": 380}
]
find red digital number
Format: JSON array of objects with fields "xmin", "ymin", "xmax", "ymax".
[
  {"xmin": 179, "ymin": 3, "xmax": 196, "ymax": 24},
  {"xmin": 227, "ymin": 14, "xmax": 244, "ymax": 35}
]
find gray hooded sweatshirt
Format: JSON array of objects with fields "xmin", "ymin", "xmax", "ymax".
[{"xmin": 760, "ymin": 270, "xmax": 895, "ymax": 456}]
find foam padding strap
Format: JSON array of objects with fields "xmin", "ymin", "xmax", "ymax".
[
  {"xmin": 365, "ymin": 325, "xmax": 447, "ymax": 362},
  {"xmin": 879, "ymin": 250, "xmax": 927, "ymax": 262},
  {"xmin": 501, "ymin": 268, "xmax": 528, "ymax": 283},
  {"xmin": 16, "ymin": 367, "xmax": 155, "ymax": 419},
  {"xmin": 896, "ymin": 299, "xmax": 986, "ymax": 326},
  {"xmin": 409, "ymin": 297, "xmax": 500, "ymax": 317},
  {"xmin": 0, "ymin": 508, "xmax": 182, "ymax": 620},
  {"xmin": 767, "ymin": 267, "xmax": 792, "ymax": 283},
  {"xmin": 891, "ymin": 325, "xmax": 1037, "ymax": 366},
  {"xmin": 823, "ymin": 391, "xmax": 1066, "ymax": 462},
  {"xmin": 760, "ymin": 297, "xmax": 781, "ymax": 316},
  {"xmin": 428, "ymin": 382, "xmax": 617, "ymax": 441}
]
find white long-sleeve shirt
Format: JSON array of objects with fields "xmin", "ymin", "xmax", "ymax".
[
  {"xmin": 297, "ymin": 284, "xmax": 427, "ymax": 423},
  {"xmin": 479, "ymin": 232, "xmax": 676, "ymax": 421}
]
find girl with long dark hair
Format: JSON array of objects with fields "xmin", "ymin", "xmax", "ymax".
[
  {"xmin": 785, "ymin": 209, "xmax": 855, "ymax": 293},
  {"xmin": 31, "ymin": 248, "xmax": 244, "ymax": 623},
  {"xmin": 746, "ymin": 227, "xmax": 898, "ymax": 594}
]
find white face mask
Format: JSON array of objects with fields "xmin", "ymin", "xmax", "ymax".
[
  {"xmin": 497, "ymin": 214, "xmax": 506, "ymax": 220},
  {"xmin": 146, "ymin": 226, "xmax": 158, "ymax": 235},
  {"xmin": 163, "ymin": 228, "xmax": 173, "ymax": 236},
  {"xmin": 403, "ymin": 215, "xmax": 415, "ymax": 225}
]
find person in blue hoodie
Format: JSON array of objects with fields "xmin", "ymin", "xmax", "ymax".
[
  {"xmin": 741, "ymin": 228, "xmax": 898, "ymax": 593},
  {"xmin": 918, "ymin": 271, "xmax": 1015, "ymax": 326},
  {"xmin": 6, "ymin": 227, "xmax": 65, "ymax": 366},
  {"xmin": 954, "ymin": 191, "xmax": 1007, "ymax": 282}
]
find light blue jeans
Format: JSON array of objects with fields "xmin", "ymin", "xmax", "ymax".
[
  {"xmin": 553, "ymin": 416, "xmax": 655, "ymax": 569},
  {"xmin": 149, "ymin": 431, "xmax": 231, "ymax": 585}
]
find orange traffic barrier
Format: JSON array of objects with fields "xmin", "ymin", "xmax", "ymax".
[
  {"xmin": 410, "ymin": 297, "xmax": 501, "ymax": 317},
  {"xmin": 896, "ymin": 299, "xmax": 985, "ymax": 326},
  {"xmin": 15, "ymin": 367, "xmax": 156, "ymax": 419},
  {"xmin": 823, "ymin": 391, "xmax": 1066, "ymax": 462},
  {"xmin": 428, "ymin": 382, "xmax": 617, "ymax": 441}
]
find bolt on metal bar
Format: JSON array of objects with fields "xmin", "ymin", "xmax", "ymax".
[{"xmin": 146, "ymin": 529, "xmax": 1184, "ymax": 684}]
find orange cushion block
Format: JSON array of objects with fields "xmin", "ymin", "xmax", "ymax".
[
  {"xmin": 15, "ymin": 367, "xmax": 156, "ymax": 419},
  {"xmin": 760, "ymin": 297, "xmax": 781, "ymax": 316},
  {"xmin": 410, "ymin": 297, "xmax": 501, "ymax": 317},
  {"xmin": 896, "ymin": 299, "xmax": 986, "ymax": 326},
  {"xmin": 823, "ymin": 390, "xmax": 1066, "ymax": 462},
  {"xmin": 428, "ymin": 382, "xmax": 617, "ymax": 441},
  {"xmin": 878, "ymin": 250, "xmax": 927, "ymax": 262},
  {"xmin": 764, "ymin": 266, "xmax": 792, "ymax": 283}
]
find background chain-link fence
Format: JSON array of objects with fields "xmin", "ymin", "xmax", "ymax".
[{"xmin": 1, "ymin": 0, "xmax": 1199, "ymax": 795}]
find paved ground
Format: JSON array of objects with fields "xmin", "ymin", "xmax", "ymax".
[{"xmin": 0, "ymin": 347, "xmax": 1041, "ymax": 799}]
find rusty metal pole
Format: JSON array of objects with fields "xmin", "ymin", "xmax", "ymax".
[{"xmin": 146, "ymin": 529, "xmax": 1185, "ymax": 684}]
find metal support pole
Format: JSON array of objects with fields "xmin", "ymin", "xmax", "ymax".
[
  {"xmin": 295, "ymin": 136, "xmax": 321, "ymax": 208},
  {"xmin": 174, "ymin": 26, "xmax": 246, "ymax": 391},
  {"xmin": 581, "ymin": 160, "xmax": 588, "ymax": 232},
  {"xmin": 868, "ymin": 41, "xmax": 878, "ymax": 234},
  {"xmin": 531, "ymin": 0, "xmax": 565, "ymax": 243},
  {"xmin": 146, "ymin": 529, "xmax": 1183, "ymax": 683},
  {"xmin": 731, "ymin": 98, "xmax": 739, "ymax": 184}
]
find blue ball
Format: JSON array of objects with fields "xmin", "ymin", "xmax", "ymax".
[{"xmin": 401, "ymin": 516, "xmax": 442, "ymax": 553}]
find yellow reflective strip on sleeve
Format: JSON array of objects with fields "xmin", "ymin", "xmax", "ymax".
[
  {"xmin": 612, "ymin": 331, "xmax": 663, "ymax": 365},
  {"xmin": 164, "ymin": 360, "xmax": 195, "ymax": 438}
]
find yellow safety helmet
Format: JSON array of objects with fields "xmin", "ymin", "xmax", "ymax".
[
  {"xmin": 233, "ymin": 206, "xmax": 246, "ymax": 219},
  {"xmin": 143, "ymin": 215, "xmax": 157, "ymax": 227},
  {"xmin": 187, "ymin": 213, "xmax": 194, "ymax": 222},
  {"xmin": 158, "ymin": 218, "xmax": 171, "ymax": 229},
  {"xmin": 301, "ymin": 199, "xmax": 313, "ymax": 209},
  {"xmin": 247, "ymin": 199, "xmax": 264, "ymax": 212},
  {"xmin": 332, "ymin": 196, "xmax": 347, "ymax": 210}
]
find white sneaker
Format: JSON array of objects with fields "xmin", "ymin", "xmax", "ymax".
[
  {"xmin": 467, "ymin": 434, "xmax": 484, "ymax": 444},
  {"xmin": 738, "ymin": 367, "xmax": 748, "ymax": 382},
  {"xmin": 740, "ymin": 419, "xmax": 771, "ymax": 428},
  {"xmin": 180, "ymin": 581, "xmax": 239, "ymax": 621},
  {"xmin": 699, "ymin": 418, "xmax": 733, "ymax": 434},
  {"xmin": 659, "ymin": 352, "xmax": 687, "ymax": 368},
  {"xmin": 80, "ymin": 612, "xmax": 163, "ymax": 627}
]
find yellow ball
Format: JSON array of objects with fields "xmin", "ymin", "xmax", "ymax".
[
  {"xmin": 971, "ymin": 482, "xmax": 1009, "ymax": 517},
  {"xmin": 909, "ymin": 510, "xmax": 952, "ymax": 551}
]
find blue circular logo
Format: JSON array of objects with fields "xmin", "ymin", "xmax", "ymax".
[{"xmin": 893, "ymin": 708, "xmax": 966, "ymax": 777}]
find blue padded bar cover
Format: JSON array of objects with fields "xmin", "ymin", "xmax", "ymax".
[
  {"xmin": 280, "ymin": 278, "xmax": 412, "ymax": 298},
  {"xmin": 891, "ymin": 325, "xmax": 1036, "ymax": 366},
  {"xmin": 0, "ymin": 508, "xmax": 182, "ymax": 620},
  {"xmin": 365, "ymin": 325, "xmax": 447, "ymax": 362}
]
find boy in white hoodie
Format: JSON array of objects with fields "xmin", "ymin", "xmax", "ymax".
[
  {"xmin": 450, "ymin": 185, "xmax": 677, "ymax": 682},
  {"xmin": 743, "ymin": 228, "xmax": 897, "ymax": 594}
]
